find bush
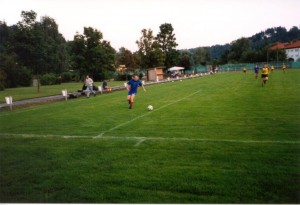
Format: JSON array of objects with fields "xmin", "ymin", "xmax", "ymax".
[
  {"xmin": 72, "ymin": 73, "xmax": 80, "ymax": 82},
  {"xmin": 115, "ymin": 73, "xmax": 131, "ymax": 81},
  {"xmin": 103, "ymin": 71, "xmax": 117, "ymax": 80},
  {"xmin": 0, "ymin": 70, "xmax": 6, "ymax": 91},
  {"xmin": 61, "ymin": 72, "xmax": 72, "ymax": 82},
  {"xmin": 0, "ymin": 82, "xmax": 4, "ymax": 91},
  {"xmin": 40, "ymin": 73, "xmax": 58, "ymax": 85},
  {"xmin": 17, "ymin": 67, "xmax": 32, "ymax": 87},
  {"xmin": 92, "ymin": 71, "xmax": 116, "ymax": 81},
  {"xmin": 61, "ymin": 72, "xmax": 80, "ymax": 82},
  {"xmin": 2, "ymin": 67, "xmax": 32, "ymax": 88}
]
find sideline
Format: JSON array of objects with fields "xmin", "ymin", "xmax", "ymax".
[{"xmin": 1, "ymin": 133, "xmax": 299, "ymax": 145}]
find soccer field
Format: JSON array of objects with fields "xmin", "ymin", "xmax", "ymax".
[{"xmin": 0, "ymin": 70, "xmax": 299, "ymax": 203}]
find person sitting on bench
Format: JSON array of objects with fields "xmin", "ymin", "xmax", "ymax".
[{"xmin": 102, "ymin": 79, "xmax": 112, "ymax": 93}]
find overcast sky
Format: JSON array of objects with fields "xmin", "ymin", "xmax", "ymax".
[{"xmin": 1, "ymin": 0, "xmax": 300, "ymax": 51}]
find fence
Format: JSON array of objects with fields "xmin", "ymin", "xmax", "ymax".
[
  {"xmin": 185, "ymin": 65, "xmax": 208, "ymax": 74},
  {"xmin": 219, "ymin": 61, "xmax": 300, "ymax": 71},
  {"xmin": 185, "ymin": 61, "xmax": 300, "ymax": 73}
]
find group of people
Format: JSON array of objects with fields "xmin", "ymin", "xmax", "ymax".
[
  {"xmin": 84, "ymin": 74, "xmax": 146, "ymax": 109},
  {"xmin": 252, "ymin": 63, "xmax": 287, "ymax": 86},
  {"xmin": 83, "ymin": 75, "xmax": 112, "ymax": 97}
]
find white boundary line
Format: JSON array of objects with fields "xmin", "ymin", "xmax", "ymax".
[
  {"xmin": 0, "ymin": 133, "xmax": 87, "ymax": 138},
  {"xmin": 1, "ymin": 133, "xmax": 299, "ymax": 144},
  {"xmin": 95, "ymin": 90, "xmax": 202, "ymax": 138},
  {"xmin": 134, "ymin": 138, "xmax": 147, "ymax": 147},
  {"xmin": 99, "ymin": 136, "xmax": 300, "ymax": 145}
]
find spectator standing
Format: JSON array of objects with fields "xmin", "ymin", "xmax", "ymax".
[{"xmin": 85, "ymin": 75, "xmax": 96, "ymax": 97}]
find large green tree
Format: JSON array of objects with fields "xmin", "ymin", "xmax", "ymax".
[
  {"xmin": 179, "ymin": 50, "xmax": 193, "ymax": 69},
  {"xmin": 192, "ymin": 47, "xmax": 211, "ymax": 66},
  {"xmin": 0, "ymin": 10, "xmax": 69, "ymax": 88},
  {"xmin": 136, "ymin": 28, "xmax": 165, "ymax": 68},
  {"xmin": 69, "ymin": 32, "xmax": 87, "ymax": 76},
  {"xmin": 227, "ymin": 38, "xmax": 251, "ymax": 63},
  {"xmin": 69, "ymin": 27, "xmax": 116, "ymax": 80},
  {"xmin": 116, "ymin": 47, "xmax": 136, "ymax": 71},
  {"xmin": 0, "ymin": 21, "xmax": 9, "ymax": 89},
  {"xmin": 12, "ymin": 11, "xmax": 69, "ymax": 74},
  {"xmin": 156, "ymin": 23, "xmax": 179, "ymax": 68},
  {"xmin": 156, "ymin": 23, "xmax": 178, "ymax": 52}
]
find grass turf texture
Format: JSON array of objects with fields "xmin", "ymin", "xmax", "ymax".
[
  {"xmin": 0, "ymin": 81, "xmax": 126, "ymax": 103},
  {"xmin": 0, "ymin": 70, "xmax": 299, "ymax": 203}
]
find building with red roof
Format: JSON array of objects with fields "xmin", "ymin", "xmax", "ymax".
[
  {"xmin": 270, "ymin": 40, "xmax": 300, "ymax": 61},
  {"xmin": 269, "ymin": 43, "xmax": 289, "ymax": 50}
]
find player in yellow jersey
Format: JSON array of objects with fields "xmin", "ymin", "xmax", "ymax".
[
  {"xmin": 271, "ymin": 65, "xmax": 274, "ymax": 72},
  {"xmin": 243, "ymin": 67, "xmax": 247, "ymax": 75},
  {"xmin": 261, "ymin": 64, "xmax": 269, "ymax": 86},
  {"xmin": 282, "ymin": 63, "xmax": 286, "ymax": 73}
]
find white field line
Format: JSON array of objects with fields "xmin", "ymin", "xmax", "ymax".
[
  {"xmin": 95, "ymin": 90, "xmax": 202, "ymax": 138},
  {"xmin": 1, "ymin": 133, "xmax": 300, "ymax": 144},
  {"xmin": 0, "ymin": 133, "xmax": 87, "ymax": 139},
  {"xmin": 134, "ymin": 138, "xmax": 147, "ymax": 147},
  {"xmin": 99, "ymin": 136, "xmax": 300, "ymax": 145}
]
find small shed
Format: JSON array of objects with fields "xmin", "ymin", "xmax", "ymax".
[{"xmin": 147, "ymin": 67, "xmax": 164, "ymax": 81}]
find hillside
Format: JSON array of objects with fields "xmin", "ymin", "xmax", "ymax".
[{"xmin": 196, "ymin": 26, "xmax": 300, "ymax": 61}]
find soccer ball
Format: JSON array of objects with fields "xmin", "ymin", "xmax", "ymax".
[{"xmin": 147, "ymin": 105, "xmax": 153, "ymax": 111}]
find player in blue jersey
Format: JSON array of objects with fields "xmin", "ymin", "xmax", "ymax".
[
  {"xmin": 127, "ymin": 74, "xmax": 146, "ymax": 109},
  {"xmin": 254, "ymin": 65, "xmax": 259, "ymax": 79}
]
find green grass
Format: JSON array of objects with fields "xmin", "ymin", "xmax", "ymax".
[
  {"xmin": 0, "ymin": 70, "xmax": 299, "ymax": 203},
  {"xmin": 0, "ymin": 81, "xmax": 126, "ymax": 103}
]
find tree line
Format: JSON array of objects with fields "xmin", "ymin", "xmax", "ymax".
[
  {"xmin": 0, "ymin": 10, "xmax": 70, "ymax": 89},
  {"xmin": 210, "ymin": 26, "xmax": 300, "ymax": 64},
  {"xmin": 1, "ymin": 10, "xmax": 299, "ymax": 90},
  {"xmin": 0, "ymin": 10, "xmax": 182, "ymax": 90}
]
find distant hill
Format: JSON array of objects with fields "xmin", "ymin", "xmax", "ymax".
[{"xmin": 192, "ymin": 26, "xmax": 300, "ymax": 61}]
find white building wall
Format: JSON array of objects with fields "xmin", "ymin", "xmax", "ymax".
[{"xmin": 285, "ymin": 48, "xmax": 300, "ymax": 61}]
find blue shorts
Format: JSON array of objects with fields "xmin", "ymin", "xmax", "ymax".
[{"xmin": 128, "ymin": 91, "xmax": 137, "ymax": 96}]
